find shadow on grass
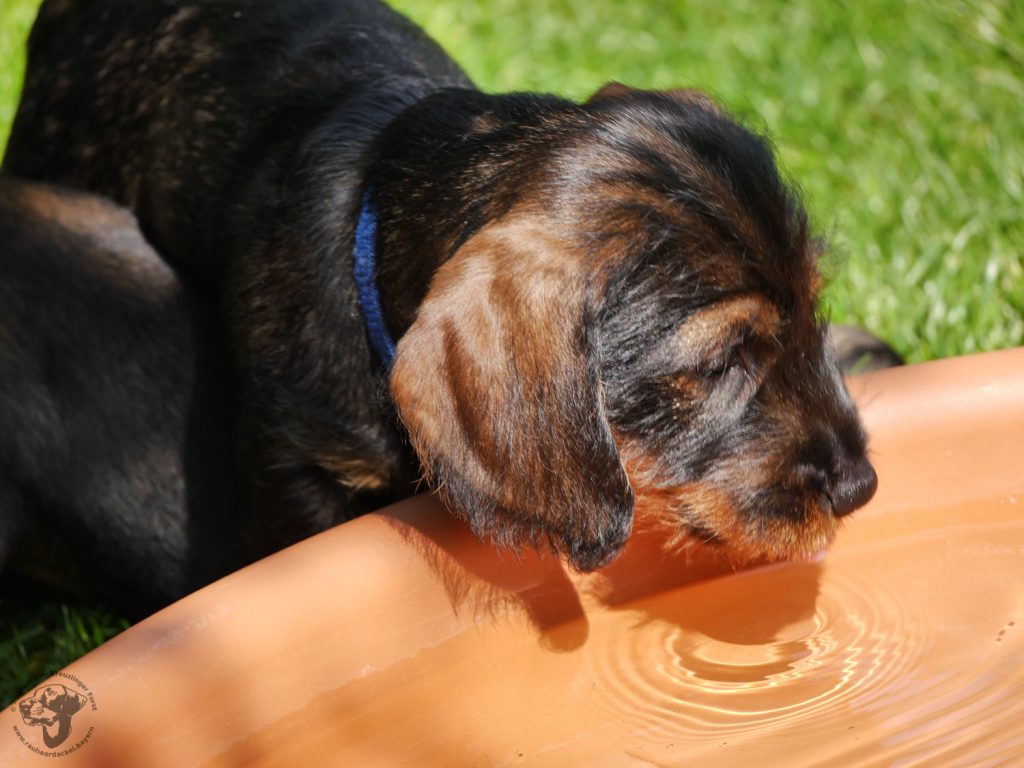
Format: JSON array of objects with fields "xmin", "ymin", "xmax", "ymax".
[{"xmin": 0, "ymin": 576, "xmax": 129, "ymax": 707}]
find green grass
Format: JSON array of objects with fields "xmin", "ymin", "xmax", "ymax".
[
  {"xmin": 0, "ymin": 0, "xmax": 33, "ymax": 152},
  {"xmin": 1, "ymin": 580, "xmax": 128, "ymax": 706},
  {"xmin": 388, "ymin": 0, "xmax": 1024, "ymax": 360},
  {"xmin": 1, "ymin": 0, "xmax": 1022, "ymax": 703}
]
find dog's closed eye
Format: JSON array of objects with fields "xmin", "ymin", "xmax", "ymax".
[{"xmin": 673, "ymin": 293, "xmax": 781, "ymax": 389}]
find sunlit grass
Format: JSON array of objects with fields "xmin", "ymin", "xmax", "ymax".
[
  {"xmin": 1, "ymin": 0, "xmax": 1021, "ymax": 697},
  {"xmin": 3, "ymin": 0, "xmax": 1019, "ymax": 356},
  {"xmin": 388, "ymin": 0, "xmax": 1023, "ymax": 360},
  {"xmin": 0, "ymin": 0, "xmax": 32, "ymax": 153}
]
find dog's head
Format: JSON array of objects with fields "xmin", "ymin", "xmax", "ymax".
[{"xmin": 390, "ymin": 84, "xmax": 876, "ymax": 570}]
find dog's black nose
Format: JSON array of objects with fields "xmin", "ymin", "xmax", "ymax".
[{"xmin": 830, "ymin": 457, "xmax": 878, "ymax": 517}]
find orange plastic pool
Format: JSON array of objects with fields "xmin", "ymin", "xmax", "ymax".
[{"xmin": 3, "ymin": 347, "xmax": 1023, "ymax": 766}]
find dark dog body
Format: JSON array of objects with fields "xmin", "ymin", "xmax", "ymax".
[
  {"xmin": 6, "ymin": 0, "xmax": 475, "ymax": 552},
  {"xmin": 4, "ymin": 0, "xmax": 878, "ymax": 587},
  {"xmin": 0, "ymin": 179, "xmax": 247, "ymax": 613}
]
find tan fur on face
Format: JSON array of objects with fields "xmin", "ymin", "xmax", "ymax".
[
  {"xmin": 673, "ymin": 293, "xmax": 781, "ymax": 369},
  {"xmin": 623, "ymin": 449, "xmax": 838, "ymax": 561}
]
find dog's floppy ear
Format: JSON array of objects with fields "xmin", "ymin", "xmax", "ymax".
[
  {"xmin": 390, "ymin": 220, "xmax": 633, "ymax": 570},
  {"xmin": 587, "ymin": 81, "xmax": 637, "ymax": 102},
  {"xmin": 588, "ymin": 81, "xmax": 722, "ymax": 114}
]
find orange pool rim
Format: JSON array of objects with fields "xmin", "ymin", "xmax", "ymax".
[{"xmin": 2, "ymin": 346, "xmax": 1023, "ymax": 766}]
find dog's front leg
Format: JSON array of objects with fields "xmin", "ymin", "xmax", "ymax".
[{"xmin": 238, "ymin": 417, "xmax": 409, "ymax": 557}]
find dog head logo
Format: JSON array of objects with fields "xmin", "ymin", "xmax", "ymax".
[{"xmin": 18, "ymin": 684, "xmax": 87, "ymax": 749}]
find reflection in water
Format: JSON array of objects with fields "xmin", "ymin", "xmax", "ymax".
[
  {"xmin": 588, "ymin": 566, "xmax": 926, "ymax": 734},
  {"xmin": 579, "ymin": 500, "xmax": 1024, "ymax": 764}
]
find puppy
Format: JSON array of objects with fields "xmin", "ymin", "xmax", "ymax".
[
  {"xmin": 0, "ymin": 179, "xmax": 248, "ymax": 614},
  {"xmin": 4, "ymin": 0, "xmax": 877, "ymax": 572}
]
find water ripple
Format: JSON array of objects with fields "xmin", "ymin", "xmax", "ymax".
[{"xmin": 582, "ymin": 503, "xmax": 1024, "ymax": 767}]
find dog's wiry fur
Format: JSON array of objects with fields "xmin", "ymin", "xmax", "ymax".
[
  {"xmin": 387, "ymin": 87, "xmax": 876, "ymax": 567},
  {"xmin": 3, "ymin": 0, "xmax": 878, "ymax": 593},
  {"xmin": 0, "ymin": 179, "xmax": 248, "ymax": 614}
]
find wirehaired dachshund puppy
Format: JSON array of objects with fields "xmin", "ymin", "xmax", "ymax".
[
  {"xmin": 0, "ymin": 179, "xmax": 247, "ymax": 614},
  {"xmin": 4, "ymin": 0, "xmax": 878, "ymax": 576}
]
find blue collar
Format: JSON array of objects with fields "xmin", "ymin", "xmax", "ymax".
[{"xmin": 352, "ymin": 186, "xmax": 397, "ymax": 368}]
